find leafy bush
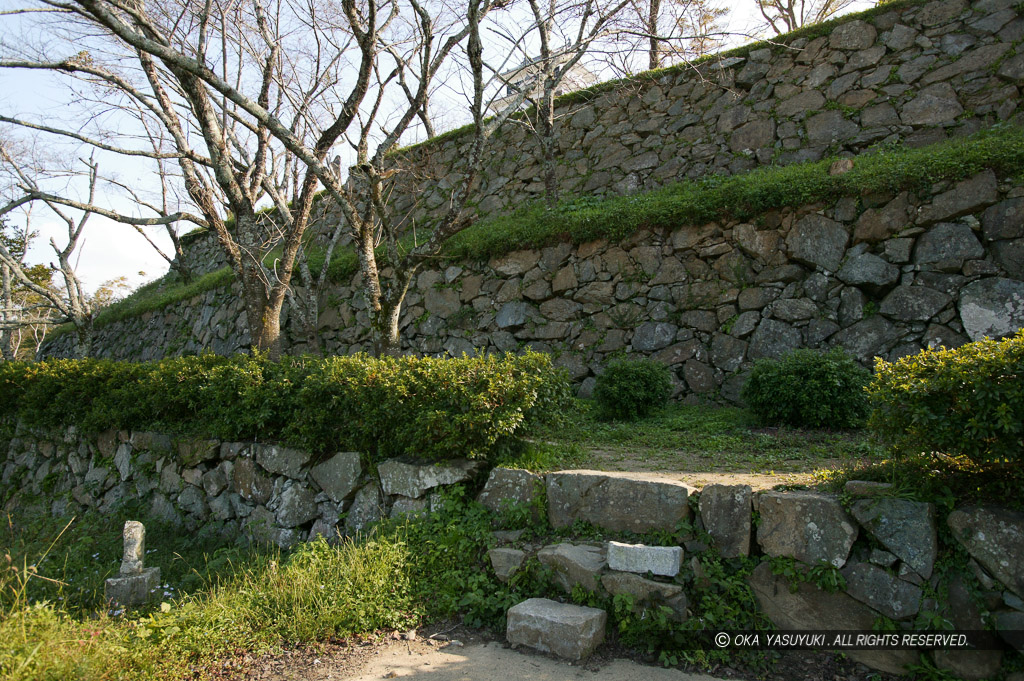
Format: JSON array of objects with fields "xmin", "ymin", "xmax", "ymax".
[
  {"xmin": 0, "ymin": 351, "xmax": 572, "ymax": 464},
  {"xmin": 741, "ymin": 348, "xmax": 871, "ymax": 429},
  {"xmin": 593, "ymin": 358, "xmax": 672, "ymax": 421},
  {"xmin": 868, "ymin": 332, "xmax": 1024, "ymax": 463}
]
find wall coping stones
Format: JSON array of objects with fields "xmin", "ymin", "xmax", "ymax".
[
  {"xmin": 377, "ymin": 458, "xmax": 483, "ymax": 498},
  {"xmin": 757, "ymin": 491, "xmax": 858, "ymax": 568},
  {"xmin": 546, "ymin": 470, "xmax": 694, "ymax": 533}
]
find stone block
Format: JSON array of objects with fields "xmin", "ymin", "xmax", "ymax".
[
  {"xmin": 344, "ymin": 482, "xmax": 385, "ymax": 534},
  {"xmin": 948, "ymin": 506, "xmax": 1024, "ymax": 598},
  {"xmin": 538, "ymin": 543, "xmax": 606, "ymax": 593},
  {"xmin": 105, "ymin": 567, "xmax": 160, "ymax": 607},
  {"xmin": 757, "ymin": 491, "xmax": 857, "ymax": 567},
  {"xmin": 841, "ymin": 562, "xmax": 922, "ymax": 620},
  {"xmin": 254, "ymin": 443, "xmax": 311, "ymax": 478},
  {"xmin": 476, "ymin": 468, "xmax": 544, "ymax": 519},
  {"xmin": 748, "ymin": 562, "xmax": 917, "ymax": 675},
  {"xmin": 378, "ymin": 458, "xmax": 483, "ymax": 498},
  {"xmin": 601, "ymin": 572, "xmax": 688, "ymax": 622},
  {"xmin": 606, "ymin": 541, "xmax": 682, "ymax": 577},
  {"xmin": 489, "ymin": 548, "xmax": 526, "ymax": 582},
  {"xmin": 699, "ymin": 484, "xmax": 752, "ymax": 557},
  {"xmin": 851, "ymin": 497, "xmax": 937, "ymax": 579},
  {"xmin": 506, "ymin": 598, "xmax": 606, "ymax": 661},
  {"xmin": 309, "ymin": 452, "xmax": 362, "ymax": 504},
  {"xmin": 546, "ymin": 471, "xmax": 693, "ymax": 534}
]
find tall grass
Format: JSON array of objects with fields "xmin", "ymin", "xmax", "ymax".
[{"xmin": 0, "ymin": 514, "xmax": 417, "ymax": 681}]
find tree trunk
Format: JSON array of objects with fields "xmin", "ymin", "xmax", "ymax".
[
  {"xmin": 0, "ymin": 263, "xmax": 12, "ymax": 361},
  {"xmin": 372, "ymin": 301, "xmax": 403, "ymax": 357},
  {"xmin": 648, "ymin": 0, "xmax": 662, "ymax": 70},
  {"xmin": 540, "ymin": 87, "xmax": 558, "ymax": 208},
  {"xmin": 72, "ymin": 316, "xmax": 93, "ymax": 359}
]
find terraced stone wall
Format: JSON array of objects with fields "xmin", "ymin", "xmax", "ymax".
[{"xmin": 43, "ymin": 170, "xmax": 1024, "ymax": 403}]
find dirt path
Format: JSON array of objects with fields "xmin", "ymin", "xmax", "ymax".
[
  {"xmin": 580, "ymin": 451, "xmax": 834, "ymax": 490},
  {"xmin": 242, "ymin": 631, "xmax": 740, "ymax": 681}
]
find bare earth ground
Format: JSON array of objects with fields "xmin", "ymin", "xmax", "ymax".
[
  {"xmin": 583, "ymin": 448, "xmax": 842, "ymax": 490},
  {"xmin": 234, "ymin": 620, "xmax": 899, "ymax": 681}
]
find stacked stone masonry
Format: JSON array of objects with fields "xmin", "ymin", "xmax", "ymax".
[
  {"xmin": 42, "ymin": 0, "xmax": 1024, "ymax": 400},
  {"xmin": 45, "ymin": 168, "xmax": 1024, "ymax": 402},
  {"xmin": 4, "ymin": 427, "xmax": 1023, "ymax": 677}
]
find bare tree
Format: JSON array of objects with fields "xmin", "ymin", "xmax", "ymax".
[
  {"xmin": 491, "ymin": 0, "xmax": 631, "ymax": 207},
  {"xmin": 756, "ymin": 0, "xmax": 856, "ymax": 35},
  {"xmin": 0, "ymin": 215, "xmax": 53, "ymax": 360}
]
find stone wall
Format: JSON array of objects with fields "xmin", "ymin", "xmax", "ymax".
[
  {"xmin": 178, "ymin": 0, "xmax": 1024, "ymax": 276},
  {"xmin": 4, "ymin": 426, "xmax": 1022, "ymax": 678},
  {"xmin": 43, "ymin": 169, "xmax": 1024, "ymax": 402}
]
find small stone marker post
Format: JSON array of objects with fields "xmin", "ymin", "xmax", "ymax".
[{"xmin": 104, "ymin": 521, "xmax": 161, "ymax": 607}]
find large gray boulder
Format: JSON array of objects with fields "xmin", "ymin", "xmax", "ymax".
[
  {"xmin": 913, "ymin": 222, "xmax": 985, "ymax": 271},
  {"xmin": 757, "ymin": 491, "xmax": 858, "ymax": 567},
  {"xmin": 377, "ymin": 458, "xmax": 483, "ymax": 498},
  {"xmin": 958, "ymin": 278, "xmax": 1024, "ymax": 341},
  {"xmin": 699, "ymin": 484, "xmax": 752, "ymax": 558},
  {"xmin": 231, "ymin": 457, "xmax": 273, "ymax": 505},
  {"xmin": 879, "ymin": 285, "xmax": 950, "ymax": 322},
  {"xmin": 537, "ymin": 543, "xmax": 607, "ymax": 593},
  {"xmin": 275, "ymin": 483, "xmax": 319, "ymax": 528},
  {"xmin": 933, "ymin": 575, "xmax": 1004, "ymax": 680},
  {"xmin": 506, "ymin": 598, "xmax": 606, "ymax": 661},
  {"xmin": 948, "ymin": 506, "xmax": 1024, "ymax": 598},
  {"xmin": 546, "ymin": 471, "xmax": 694, "ymax": 533},
  {"xmin": 748, "ymin": 562, "xmax": 917, "ymax": 675},
  {"xmin": 476, "ymin": 468, "xmax": 544, "ymax": 519},
  {"xmin": 837, "ymin": 252, "xmax": 900, "ymax": 292},
  {"xmin": 785, "ymin": 214, "xmax": 849, "ymax": 272},
  {"xmin": 309, "ymin": 452, "xmax": 362, "ymax": 504},
  {"xmin": 841, "ymin": 562, "xmax": 922, "ymax": 620},
  {"xmin": 851, "ymin": 498, "xmax": 937, "ymax": 579}
]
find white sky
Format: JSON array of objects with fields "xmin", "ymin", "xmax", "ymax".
[{"xmin": 0, "ymin": 0, "xmax": 872, "ymax": 296}]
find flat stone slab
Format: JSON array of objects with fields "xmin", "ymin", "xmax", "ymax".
[
  {"xmin": 757, "ymin": 491, "xmax": 858, "ymax": 568},
  {"xmin": 606, "ymin": 541, "xmax": 682, "ymax": 577},
  {"xmin": 378, "ymin": 458, "xmax": 482, "ymax": 498},
  {"xmin": 105, "ymin": 566, "xmax": 160, "ymax": 607},
  {"xmin": 546, "ymin": 471, "xmax": 694, "ymax": 533},
  {"xmin": 506, "ymin": 598, "xmax": 607, "ymax": 661}
]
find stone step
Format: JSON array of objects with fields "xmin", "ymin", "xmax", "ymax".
[{"xmin": 506, "ymin": 598, "xmax": 606, "ymax": 661}]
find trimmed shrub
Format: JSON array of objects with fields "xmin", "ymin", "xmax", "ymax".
[
  {"xmin": 593, "ymin": 358, "xmax": 673, "ymax": 421},
  {"xmin": 0, "ymin": 352, "xmax": 572, "ymax": 464},
  {"xmin": 741, "ymin": 348, "xmax": 871, "ymax": 429},
  {"xmin": 868, "ymin": 332, "xmax": 1024, "ymax": 463}
]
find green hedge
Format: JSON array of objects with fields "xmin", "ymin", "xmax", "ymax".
[
  {"xmin": 867, "ymin": 332, "xmax": 1024, "ymax": 463},
  {"xmin": 742, "ymin": 348, "xmax": 871, "ymax": 429},
  {"xmin": 0, "ymin": 352, "xmax": 572, "ymax": 464}
]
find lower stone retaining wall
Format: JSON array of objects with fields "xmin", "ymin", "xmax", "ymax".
[{"xmin": 4, "ymin": 425, "xmax": 1022, "ymax": 677}]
